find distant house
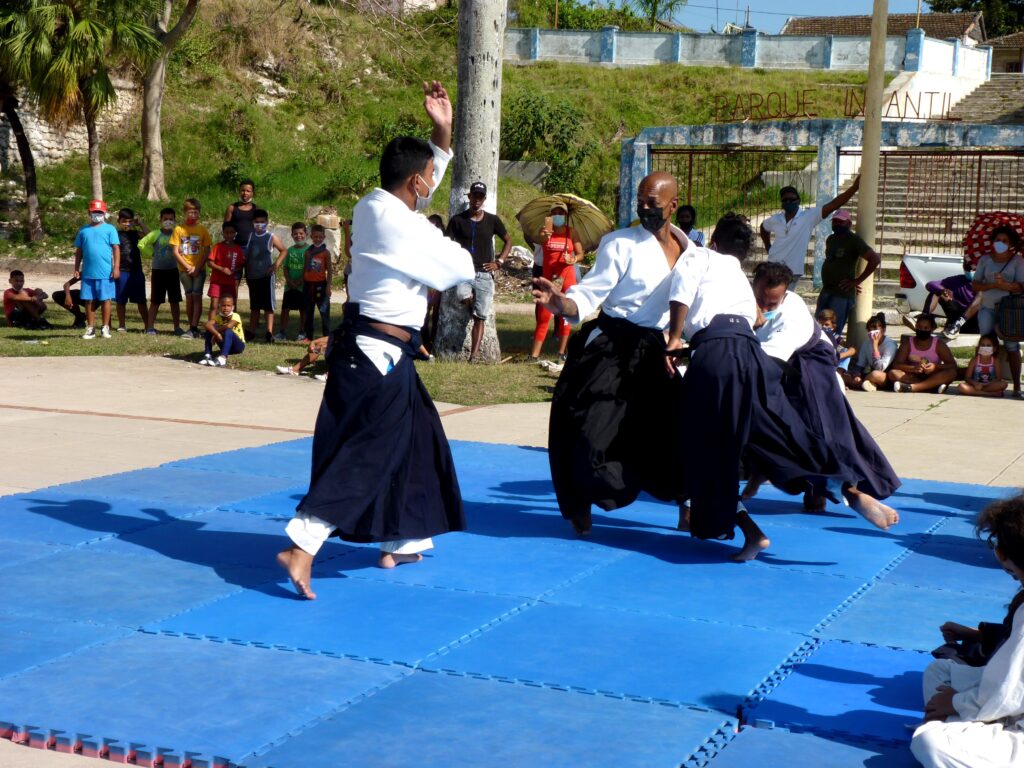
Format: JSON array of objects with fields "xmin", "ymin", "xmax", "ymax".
[
  {"xmin": 780, "ymin": 12, "xmax": 986, "ymax": 47},
  {"xmin": 987, "ymin": 31, "xmax": 1024, "ymax": 73}
]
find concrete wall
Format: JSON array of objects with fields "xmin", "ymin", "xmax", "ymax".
[
  {"xmin": 682, "ymin": 33, "xmax": 743, "ymax": 65},
  {"xmin": 617, "ymin": 32, "xmax": 673, "ymax": 64},
  {"xmin": 756, "ymin": 35, "xmax": 827, "ymax": 69},
  {"xmin": 831, "ymin": 36, "xmax": 906, "ymax": 71},
  {"xmin": 919, "ymin": 37, "xmax": 955, "ymax": 75}
]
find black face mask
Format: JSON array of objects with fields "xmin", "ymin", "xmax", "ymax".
[
  {"xmin": 637, "ymin": 206, "xmax": 665, "ymax": 234},
  {"xmin": 915, "ymin": 329, "xmax": 933, "ymax": 341}
]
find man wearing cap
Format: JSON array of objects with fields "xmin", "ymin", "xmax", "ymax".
[
  {"xmin": 445, "ymin": 181, "xmax": 512, "ymax": 362},
  {"xmin": 816, "ymin": 208, "xmax": 880, "ymax": 338},
  {"xmin": 73, "ymin": 200, "xmax": 121, "ymax": 340}
]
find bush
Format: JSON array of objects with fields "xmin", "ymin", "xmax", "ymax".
[
  {"xmin": 322, "ymin": 157, "xmax": 378, "ymax": 201},
  {"xmin": 510, "ymin": 0, "xmax": 645, "ymax": 31}
]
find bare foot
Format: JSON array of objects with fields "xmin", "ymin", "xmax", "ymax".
[
  {"xmin": 848, "ymin": 490, "xmax": 899, "ymax": 530},
  {"xmin": 378, "ymin": 552, "xmax": 423, "ymax": 569},
  {"xmin": 276, "ymin": 546, "xmax": 317, "ymax": 600},
  {"xmin": 741, "ymin": 474, "xmax": 766, "ymax": 501},
  {"xmin": 676, "ymin": 503, "xmax": 690, "ymax": 532},
  {"xmin": 731, "ymin": 535, "xmax": 771, "ymax": 563},
  {"xmin": 803, "ymin": 492, "xmax": 827, "ymax": 512}
]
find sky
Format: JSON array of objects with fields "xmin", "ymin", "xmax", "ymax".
[{"xmin": 676, "ymin": 1, "xmax": 932, "ymax": 34}]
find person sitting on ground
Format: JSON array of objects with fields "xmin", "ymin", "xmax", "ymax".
[
  {"xmin": 206, "ymin": 221, "xmax": 246, "ymax": 322},
  {"xmin": 888, "ymin": 314, "xmax": 958, "ymax": 394},
  {"xmin": 958, "ymin": 334, "xmax": 1009, "ymax": 398},
  {"xmin": 201, "ymin": 295, "xmax": 245, "ymax": 367},
  {"xmin": 675, "ymin": 204, "xmax": 704, "ymax": 247},
  {"xmin": 973, "ymin": 225, "xmax": 1024, "ymax": 399},
  {"xmin": 842, "ymin": 313, "xmax": 897, "ymax": 392},
  {"xmin": 51, "ymin": 275, "xmax": 86, "ymax": 328},
  {"xmin": 276, "ymin": 336, "xmax": 330, "ymax": 381},
  {"xmin": 4, "ymin": 270, "xmax": 49, "ymax": 329},
  {"xmin": 817, "ymin": 308, "xmax": 856, "ymax": 373},
  {"xmin": 913, "ymin": 256, "xmax": 980, "ymax": 340},
  {"xmin": 912, "ymin": 493, "xmax": 1024, "ymax": 768},
  {"xmin": 113, "ymin": 208, "xmax": 149, "ymax": 333}
]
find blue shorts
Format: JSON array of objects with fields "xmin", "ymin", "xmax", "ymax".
[
  {"xmin": 80, "ymin": 277, "xmax": 116, "ymax": 302},
  {"xmin": 115, "ymin": 271, "xmax": 147, "ymax": 304}
]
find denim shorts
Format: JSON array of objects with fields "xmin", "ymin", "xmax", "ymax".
[
  {"xmin": 179, "ymin": 270, "xmax": 207, "ymax": 296},
  {"xmin": 470, "ymin": 271, "xmax": 494, "ymax": 320},
  {"xmin": 80, "ymin": 277, "xmax": 116, "ymax": 302}
]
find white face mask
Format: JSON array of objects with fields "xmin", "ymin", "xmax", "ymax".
[
  {"xmin": 253, "ymin": 222, "xmax": 268, "ymax": 235},
  {"xmin": 979, "ymin": 345, "xmax": 994, "ymax": 356},
  {"xmin": 220, "ymin": 309, "xmax": 233, "ymax": 318},
  {"xmin": 90, "ymin": 212, "xmax": 105, "ymax": 224},
  {"xmin": 415, "ymin": 174, "xmax": 435, "ymax": 212},
  {"xmin": 994, "ymin": 241, "xmax": 1010, "ymax": 255},
  {"xmin": 161, "ymin": 219, "xmax": 176, "ymax": 231}
]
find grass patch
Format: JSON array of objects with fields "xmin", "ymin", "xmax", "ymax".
[{"xmin": 0, "ymin": 303, "xmax": 561, "ymax": 406}]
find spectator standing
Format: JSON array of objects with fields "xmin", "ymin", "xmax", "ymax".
[
  {"xmin": 4, "ymin": 270, "xmax": 49, "ymax": 328},
  {"xmin": 206, "ymin": 222, "xmax": 246, "ymax": 321},
  {"xmin": 280, "ymin": 222, "xmax": 309, "ymax": 340},
  {"xmin": 141, "ymin": 207, "xmax": 185, "ymax": 336},
  {"xmin": 224, "ymin": 179, "xmax": 257, "ymax": 248},
  {"xmin": 171, "ymin": 198, "xmax": 212, "ymax": 338},
  {"xmin": 73, "ymin": 199, "xmax": 120, "ymax": 340},
  {"xmin": 760, "ymin": 175, "xmax": 860, "ymax": 281},
  {"xmin": 445, "ymin": 181, "xmax": 512, "ymax": 363},
  {"xmin": 972, "ymin": 225, "xmax": 1024, "ymax": 398},
  {"xmin": 302, "ymin": 224, "xmax": 333, "ymax": 340},
  {"xmin": 816, "ymin": 209, "xmax": 880, "ymax": 337},
  {"xmin": 675, "ymin": 204, "xmax": 704, "ymax": 247},
  {"xmin": 244, "ymin": 208, "xmax": 287, "ymax": 343},
  {"xmin": 531, "ymin": 203, "xmax": 584, "ymax": 362},
  {"xmin": 888, "ymin": 314, "xmax": 958, "ymax": 393},
  {"xmin": 114, "ymin": 208, "xmax": 149, "ymax": 333}
]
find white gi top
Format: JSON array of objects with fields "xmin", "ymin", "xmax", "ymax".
[
  {"xmin": 761, "ymin": 205, "xmax": 826, "ymax": 278},
  {"xmin": 755, "ymin": 290, "xmax": 829, "ymax": 361},
  {"xmin": 953, "ymin": 602, "xmax": 1024, "ymax": 726},
  {"xmin": 565, "ymin": 224, "xmax": 691, "ymax": 330},
  {"xmin": 668, "ymin": 246, "xmax": 757, "ymax": 340},
  {"xmin": 347, "ymin": 141, "xmax": 474, "ymax": 372}
]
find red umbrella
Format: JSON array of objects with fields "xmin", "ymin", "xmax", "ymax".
[{"xmin": 963, "ymin": 211, "xmax": 1024, "ymax": 268}]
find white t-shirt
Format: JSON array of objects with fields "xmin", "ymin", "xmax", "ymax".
[
  {"xmin": 669, "ymin": 246, "xmax": 757, "ymax": 340},
  {"xmin": 761, "ymin": 205, "xmax": 825, "ymax": 277}
]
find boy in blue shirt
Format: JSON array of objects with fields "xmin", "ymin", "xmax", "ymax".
[{"xmin": 73, "ymin": 199, "xmax": 120, "ymax": 340}]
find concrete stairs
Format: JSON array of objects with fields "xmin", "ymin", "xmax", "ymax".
[{"xmin": 948, "ymin": 74, "xmax": 1024, "ymax": 124}]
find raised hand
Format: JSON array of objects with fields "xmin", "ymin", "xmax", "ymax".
[{"xmin": 423, "ymin": 80, "xmax": 452, "ymax": 130}]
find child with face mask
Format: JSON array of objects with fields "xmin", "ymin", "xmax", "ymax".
[
  {"xmin": 844, "ymin": 314, "xmax": 898, "ymax": 392},
  {"xmin": 200, "ymin": 295, "xmax": 245, "ymax": 367},
  {"xmin": 141, "ymin": 208, "xmax": 185, "ymax": 336},
  {"xmin": 959, "ymin": 335, "xmax": 1010, "ymax": 398},
  {"xmin": 889, "ymin": 313, "xmax": 958, "ymax": 393}
]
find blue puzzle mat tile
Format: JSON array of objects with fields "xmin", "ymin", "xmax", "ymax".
[
  {"xmin": 54, "ymin": 466, "xmax": 296, "ymax": 506},
  {"xmin": 0, "ymin": 548, "xmax": 276, "ymax": 627},
  {"xmin": 748, "ymin": 641, "xmax": 929, "ymax": 744},
  {"xmin": 0, "ymin": 615, "xmax": 130, "ymax": 681},
  {"xmin": 0, "ymin": 492, "xmax": 205, "ymax": 545},
  {"xmin": 217, "ymin": 487, "xmax": 309, "ymax": 517},
  {"xmin": 321, "ymin": 531, "xmax": 628, "ymax": 599},
  {"xmin": 164, "ymin": 439, "xmax": 311, "ymax": 481},
  {"xmin": 150, "ymin": 578, "xmax": 525, "ymax": 663},
  {"xmin": 709, "ymin": 726, "xmax": 918, "ymax": 767},
  {"xmin": 0, "ymin": 537, "xmax": 67, "ymax": 571},
  {"xmin": 817, "ymin": 581, "xmax": 1012, "ymax": 652},
  {"xmin": 551, "ymin": 551, "xmax": 863, "ymax": 634},
  {"xmin": 248, "ymin": 670, "xmax": 733, "ymax": 768},
  {"xmin": 426, "ymin": 603, "xmax": 803, "ymax": 710},
  {"xmin": 0, "ymin": 632, "xmax": 406, "ymax": 761},
  {"xmin": 890, "ymin": 481, "xmax": 1012, "ymax": 513},
  {"xmin": 886, "ymin": 540, "xmax": 1008, "ymax": 595},
  {"xmin": 91, "ymin": 508, "xmax": 356, "ymax": 569}
]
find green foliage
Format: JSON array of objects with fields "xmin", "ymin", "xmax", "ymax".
[
  {"xmin": 169, "ymin": 16, "xmax": 220, "ymax": 80},
  {"xmin": 632, "ymin": 0, "xmax": 688, "ymax": 32},
  {"xmin": 511, "ymin": 0, "xmax": 647, "ymax": 31},
  {"xmin": 928, "ymin": 0, "xmax": 1024, "ymax": 38},
  {"xmin": 321, "ymin": 157, "xmax": 378, "ymax": 201}
]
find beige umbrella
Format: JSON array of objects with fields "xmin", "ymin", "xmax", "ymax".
[{"xmin": 516, "ymin": 193, "xmax": 614, "ymax": 254}]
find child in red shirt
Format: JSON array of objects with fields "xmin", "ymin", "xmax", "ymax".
[{"xmin": 206, "ymin": 222, "xmax": 246, "ymax": 320}]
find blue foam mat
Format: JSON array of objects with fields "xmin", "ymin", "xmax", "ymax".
[
  {"xmin": 164, "ymin": 439, "xmax": 312, "ymax": 481},
  {"xmin": 0, "ymin": 615, "xmax": 130, "ymax": 681},
  {"xmin": 747, "ymin": 641, "xmax": 929, "ymax": 744},
  {"xmin": 247, "ymin": 670, "xmax": 733, "ymax": 768},
  {"xmin": 710, "ymin": 726, "xmax": 918, "ymax": 767}
]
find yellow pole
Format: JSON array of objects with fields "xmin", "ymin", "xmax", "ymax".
[{"xmin": 851, "ymin": 0, "xmax": 888, "ymax": 348}]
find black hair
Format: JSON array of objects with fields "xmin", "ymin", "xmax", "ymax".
[
  {"xmin": 992, "ymin": 225, "xmax": 1021, "ymax": 248},
  {"xmin": 221, "ymin": 221, "xmax": 236, "ymax": 231},
  {"xmin": 676, "ymin": 204, "xmax": 697, "ymax": 222},
  {"xmin": 9, "ymin": 269, "xmax": 23, "ymax": 279},
  {"xmin": 427, "ymin": 214, "xmax": 445, "ymax": 230},
  {"xmin": 183, "ymin": 197, "xmax": 201, "ymax": 211},
  {"xmin": 291, "ymin": 222, "xmax": 307, "ymax": 232},
  {"xmin": 752, "ymin": 260, "xmax": 794, "ymax": 288},
  {"xmin": 779, "ymin": 186, "xmax": 800, "ymax": 200},
  {"xmin": 917, "ymin": 313, "xmax": 938, "ymax": 329},
  {"xmin": 866, "ymin": 312, "xmax": 886, "ymax": 330},
  {"xmin": 977, "ymin": 493, "xmax": 1024, "ymax": 573},
  {"xmin": 379, "ymin": 136, "xmax": 433, "ymax": 192},
  {"xmin": 252, "ymin": 208, "xmax": 269, "ymax": 221},
  {"xmin": 816, "ymin": 308, "xmax": 837, "ymax": 323},
  {"xmin": 310, "ymin": 224, "xmax": 326, "ymax": 234},
  {"xmin": 239, "ymin": 179, "xmax": 255, "ymax": 190},
  {"xmin": 159, "ymin": 207, "xmax": 176, "ymax": 218},
  {"xmin": 118, "ymin": 208, "xmax": 134, "ymax": 220},
  {"xmin": 978, "ymin": 333, "xmax": 1000, "ymax": 353},
  {"xmin": 710, "ymin": 212, "xmax": 754, "ymax": 261}
]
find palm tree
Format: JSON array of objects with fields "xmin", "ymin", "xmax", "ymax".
[
  {"xmin": 10, "ymin": 0, "xmax": 159, "ymax": 201},
  {"xmin": 633, "ymin": 0, "xmax": 687, "ymax": 31}
]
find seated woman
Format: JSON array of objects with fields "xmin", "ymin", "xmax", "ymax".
[
  {"xmin": 841, "ymin": 313, "xmax": 897, "ymax": 392},
  {"xmin": 888, "ymin": 314, "xmax": 958, "ymax": 393}
]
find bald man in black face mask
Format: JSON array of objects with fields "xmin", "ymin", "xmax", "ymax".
[{"xmin": 531, "ymin": 172, "xmax": 691, "ymax": 536}]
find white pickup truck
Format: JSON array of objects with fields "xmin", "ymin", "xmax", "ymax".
[{"xmin": 895, "ymin": 252, "xmax": 967, "ymax": 315}]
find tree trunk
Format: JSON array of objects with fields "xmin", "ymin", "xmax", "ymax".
[
  {"xmin": 436, "ymin": 0, "xmax": 507, "ymax": 362},
  {"xmin": 0, "ymin": 88, "xmax": 44, "ymax": 241},
  {"xmin": 140, "ymin": 52, "xmax": 170, "ymax": 201},
  {"xmin": 85, "ymin": 106, "xmax": 103, "ymax": 201}
]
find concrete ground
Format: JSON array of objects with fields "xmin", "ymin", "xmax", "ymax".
[{"xmin": 1, "ymin": 354, "xmax": 1022, "ymax": 766}]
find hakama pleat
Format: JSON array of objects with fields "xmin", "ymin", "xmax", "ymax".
[
  {"xmin": 788, "ymin": 340, "xmax": 901, "ymax": 499},
  {"xmin": 297, "ymin": 327, "xmax": 464, "ymax": 543},
  {"xmin": 680, "ymin": 315, "xmax": 847, "ymax": 540},
  {"xmin": 548, "ymin": 313, "xmax": 685, "ymax": 524}
]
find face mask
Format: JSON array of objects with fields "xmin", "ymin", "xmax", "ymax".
[
  {"xmin": 415, "ymin": 174, "xmax": 434, "ymax": 212},
  {"xmin": 762, "ymin": 309, "xmax": 779, "ymax": 321},
  {"xmin": 915, "ymin": 329, "xmax": 932, "ymax": 341},
  {"xmin": 636, "ymin": 206, "xmax": 665, "ymax": 234},
  {"xmin": 832, "ymin": 224, "xmax": 849, "ymax": 236},
  {"xmin": 90, "ymin": 212, "xmax": 105, "ymax": 224},
  {"xmin": 869, "ymin": 329, "xmax": 881, "ymax": 339},
  {"xmin": 161, "ymin": 219, "xmax": 176, "ymax": 232},
  {"xmin": 979, "ymin": 346, "xmax": 994, "ymax": 356},
  {"xmin": 783, "ymin": 201, "xmax": 800, "ymax": 216},
  {"xmin": 551, "ymin": 215, "xmax": 566, "ymax": 228},
  {"xmin": 965, "ymin": 270, "xmax": 975, "ymax": 281},
  {"xmin": 220, "ymin": 309, "xmax": 233, "ymax": 318},
  {"xmin": 994, "ymin": 241, "xmax": 1010, "ymax": 255},
  {"xmin": 253, "ymin": 222, "xmax": 268, "ymax": 235}
]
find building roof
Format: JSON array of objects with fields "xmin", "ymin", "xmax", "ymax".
[
  {"xmin": 780, "ymin": 12, "xmax": 985, "ymax": 42},
  {"xmin": 987, "ymin": 30, "xmax": 1024, "ymax": 48}
]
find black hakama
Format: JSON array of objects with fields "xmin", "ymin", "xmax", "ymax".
[
  {"xmin": 787, "ymin": 336, "xmax": 901, "ymax": 499},
  {"xmin": 296, "ymin": 312, "xmax": 464, "ymax": 543},
  {"xmin": 549, "ymin": 312, "xmax": 685, "ymax": 526},
  {"xmin": 680, "ymin": 315, "xmax": 848, "ymax": 540}
]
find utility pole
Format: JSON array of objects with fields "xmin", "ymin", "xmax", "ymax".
[
  {"xmin": 851, "ymin": 0, "xmax": 888, "ymax": 348},
  {"xmin": 435, "ymin": 0, "xmax": 507, "ymax": 362}
]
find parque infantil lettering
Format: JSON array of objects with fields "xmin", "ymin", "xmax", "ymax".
[{"xmin": 714, "ymin": 88, "xmax": 958, "ymax": 122}]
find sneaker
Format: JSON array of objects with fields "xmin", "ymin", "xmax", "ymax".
[
  {"xmin": 180, "ymin": 329, "xmax": 193, "ymax": 340},
  {"xmin": 265, "ymin": 331, "xmax": 275, "ymax": 344},
  {"xmin": 173, "ymin": 327, "xmax": 186, "ymax": 337},
  {"xmin": 100, "ymin": 325, "xmax": 111, "ymax": 339},
  {"xmin": 276, "ymin": 365, "xmax": 299, "ymax": 376},
  {"xmin": 190, "ymin": 326, "xmax": 200, "ymax": 338},
  {"xmin": 558, "ymin": 353, "xmax": 568, "ymax": 363},
  {"xmin": 860, "ymin": 380, "xmax": 877, "ymax": 392},
  {"xmin": 199, "ymin": 355, "xmax": 213, "ymax": 366},
  {"xmin": 313, "ymin": 373, "xmax": 328, "ymax": 382},
  {"xmin": 116, "ymin": 326, "xmax": 127, "ymax": 333},
  {"xmin": 894, "ymin": 381, "xmax": 913, "ymax": 393},
  {"xmin": 936, "ymin": 383, "xmax": 948, "ymax": 395},
  {"xmin": 145, "ymin": 328, "xmax": 157, "ymax": 336},
  {"xmin": 941, "ymin": 324, "xmax": 961, "ymax": 340},
  {"xmin": 81, "ymin": 326, "xmax": 96, "ymax": 340},
  {"xmin": 296, "ymin": 333, "xmax": 308, "ymax": 342},
  {"xmin": 216, "ymin": 356, "xmax": 228, "ymax": 367},
  {"xmin": 274, "ymin": 332, "xmax": 286, "ymax": 341}
]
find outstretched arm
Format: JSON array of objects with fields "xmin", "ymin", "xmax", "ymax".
[
  {"xmin": 424, "ymin": 81, "xmax": 452, "ymax": 153},
  {"xmin": 822, "ymin": 175, "xmax": 861, "ymax": 218}
]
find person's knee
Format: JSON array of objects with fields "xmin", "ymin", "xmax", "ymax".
[
  {"xmin": 910, "ymin": 721, "xmax": 950, "ymax": 767},
  {"xmin": 887, "ymin": 369, "xmax": 902, "ymax": 382}
]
